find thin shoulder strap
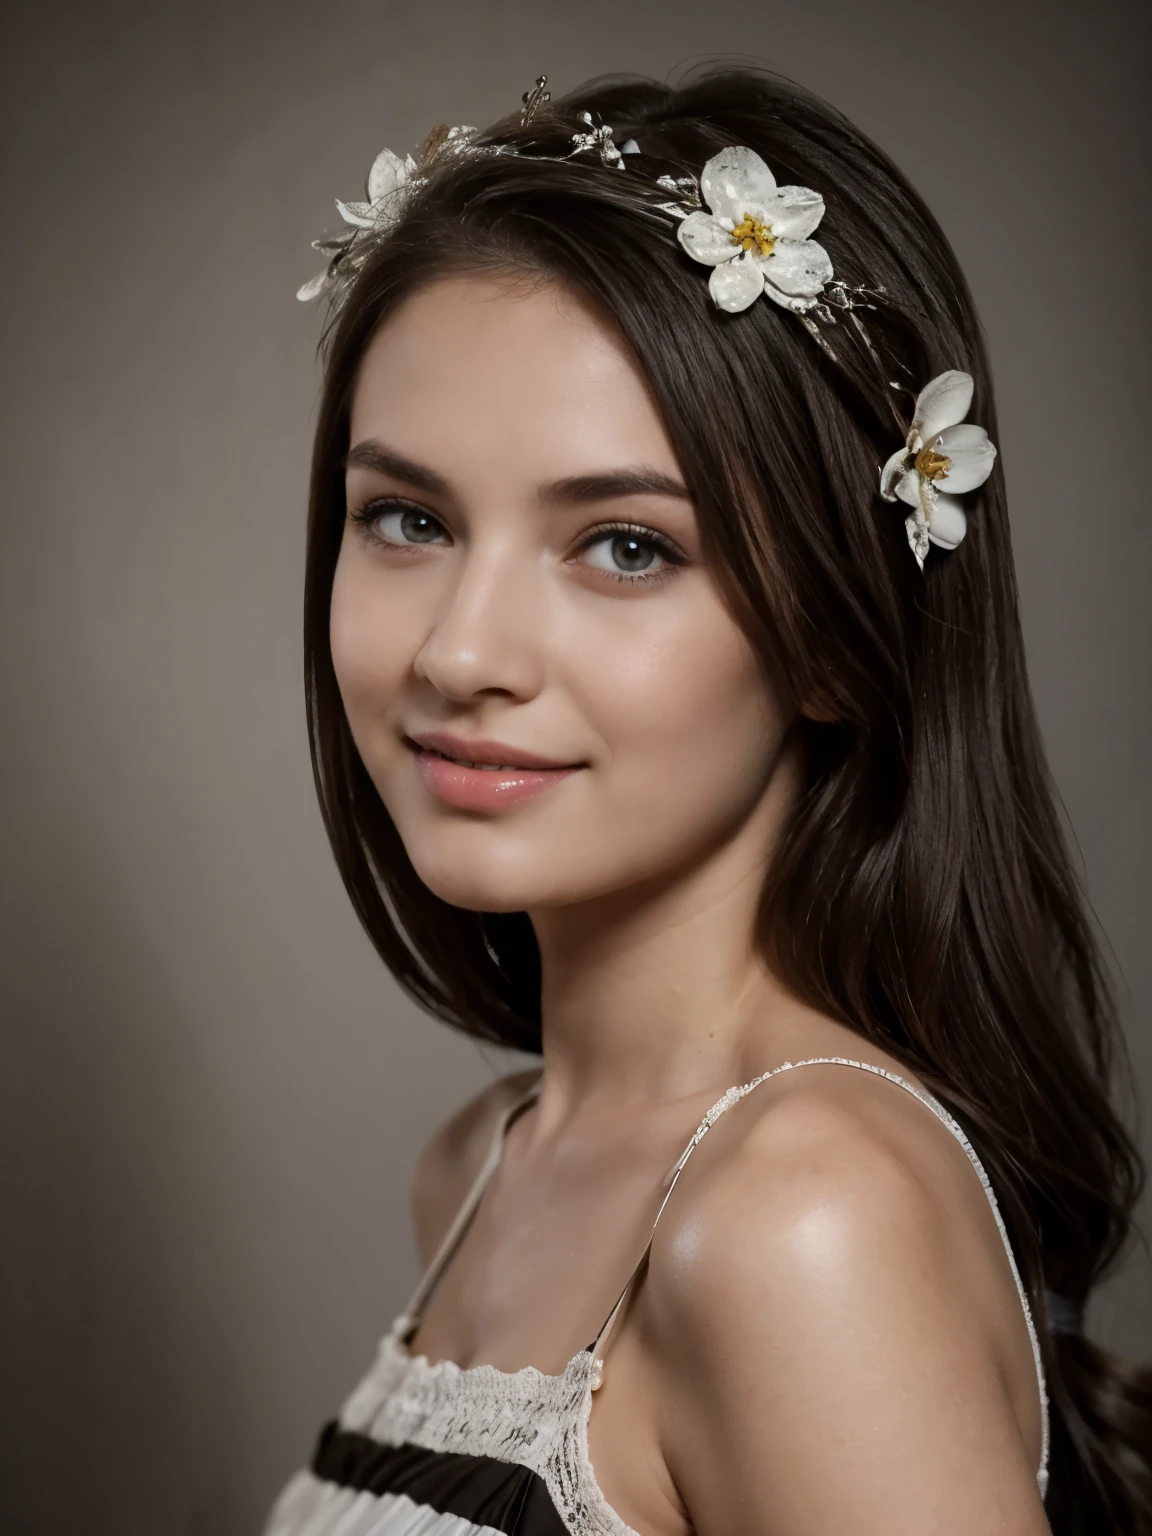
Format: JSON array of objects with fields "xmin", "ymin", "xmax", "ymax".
[
  {"xmin": 588, "ymin": 1055, "xmax": 1050, "ymax": 1496},
  {"xmin": 399, "ymin": 1075, "xmax": 542, "ymax": 1337}
]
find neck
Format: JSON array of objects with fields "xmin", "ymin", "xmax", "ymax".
[{"xmin": 528, "ymin": 741, "xmax": 807, "ymax": 1116}]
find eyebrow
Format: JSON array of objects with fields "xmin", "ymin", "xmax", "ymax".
[
  {"xmin": 542, "ymin": 468, "xmax": 691, "ymax": 505},
  {"xmin": 345, "ymin": 439, "xmax": 690, "ymax": 506},
  {"xmin": 345, "ymin": 441, "xmax": 450, "ymax": 496}
]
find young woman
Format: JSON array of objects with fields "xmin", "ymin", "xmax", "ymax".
[{"xmin": 266, "ymin": 68, "xmax": 1151, "ymax": 1536}]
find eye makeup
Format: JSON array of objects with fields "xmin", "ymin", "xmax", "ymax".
[
  {"xmin": 346, "ymin": 497, "xmax": 690, "ymax": 587},
  {"xmin": 568, "ymin": 520, "xmax": 689, "ymax": 585}
]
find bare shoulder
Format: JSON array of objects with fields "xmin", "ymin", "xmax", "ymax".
[
  {"xmin": 410, "ymin": 1068, "xmax": 541, "ymax": 1265},
  {"xmin": 649, "ymin": 1059, "xmax": 1022, "ymax": 1341},
  {"xmin": 638, "ymin": 1062, "xmax": 1047, "ymax": 1531},
  {"xmin": 644, "ymin": 1059, "xmax": 1043, "ymax": 1453},
  {"xmin": 652, "ymin": 1069, "xmax": 928, "ymax": 1310}
]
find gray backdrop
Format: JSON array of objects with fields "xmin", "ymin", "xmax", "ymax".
[{"xmin": 2, "ymin": 1, "xmax": 1149, "ymax": 1532}]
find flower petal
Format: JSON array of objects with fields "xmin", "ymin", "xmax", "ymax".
[
  {"xmin": 700, "ymin": 146, "xmax": 778, "ymax": 224},
  {"xmin": 369, "ymin": 189, "xmax": 410, "ymax": 233},
  {"xmin": 296, "ymin": 268, "xmax": 331, "ymax": 302},
  {"xmin": 367, "ymin": 148, "xmax": 410, "ymax": 202},
  {"xmin": 708, "ymin": 255, "xmax": 765, "ymax": 312},
  {"xmin": 880, "ymin": 447, "xmax": 909, "ymax": 500},
  {"xmin": 760, "ymin": 286, "xmax": 814, "ymax": 312},
  {"xmin": 765, "ymin": 185, "xmax": 825, "ymax": 241},
  {"xmin": 912, "ymin": 370, "xmax": 974, "ymax": 444},
  {"xmin": 312, "ymin": 231, "xmax": 355, "ymax": 253},
  {"xmin": 927, "ymin": 491, "xmax": 967, "ymax": 549},
  {"xmin": 677, "ymin": 211, "xmax": 738, "ymax": 266},
  {"xmin": 894, "ymin": 469, "xmax": 922, "ymax": 508},
  {"xmin": 761, "ymin": 238, "xmax": 833, "ymax": 298},
  {"xmin": 336, "ymin": 198, "xmax": 375, "ymax": 228},
  {"xmin": 933, "ymin": 423, "xmax": 997, "ymax": 494}
]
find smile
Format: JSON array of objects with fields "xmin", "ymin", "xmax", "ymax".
[
  {"xmin": 406, "ymin": 732, "xmax": 584, "ymax": 812},
  {"xmin": 425, "ymin": 749, "xmax": 525, "ymax": 771}
]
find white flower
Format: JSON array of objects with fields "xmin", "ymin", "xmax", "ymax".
[
  {"xmin": 879, "ymin": 370, "xmax": 997, "ymax": 568},
  {"xmin": 569, "ymin": 112, "xmax": 624, "ymax": 169},
  {"xmin": 295, "ymin": 232, "xmax": 355, "ymax": 303},
  {"xmin": 673, "ymin": 146, "xmax": 833, "ymax": 314},
  {"xmin": 297, "ymin": 147, "xmax": 417, "ymax": 302},
  {"xmin": 335, "ymin": 145, "xmax": 417, "ymax": 229}
]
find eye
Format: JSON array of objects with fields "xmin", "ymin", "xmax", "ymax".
[
  {"xmin": 351, "ymin": 499, "xmax": 450, "ymax": 547},
  {"xmin": 577, "ymin": 525, "xmax": 683, "ymax": 581}
]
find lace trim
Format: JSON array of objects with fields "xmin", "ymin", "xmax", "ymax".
[
  {"xmin": 338, "ymin": 1318, "xmax": 636, "ymax": 1536},
  {"xmin": 330, "ymin": 1055, "xmax": 1048, "ymax": 1532}
]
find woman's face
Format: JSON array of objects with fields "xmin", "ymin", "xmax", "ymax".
[{"xmin": 333, "ymin": 273, "xmax": 793, "ymax": 913}]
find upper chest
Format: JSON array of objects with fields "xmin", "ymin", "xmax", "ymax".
[
  {"xmin": 405, "ymin": 1117, "xmax": 703, "ymax": 1534},
  {"xmin": 412, "ymin": 1119, "xmax": 683, "ymax": 1373}
]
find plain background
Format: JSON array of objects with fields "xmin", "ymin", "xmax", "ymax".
[{"xmin": 1, "ymin": 0, "xmax": 1149, "ymax": 1531}]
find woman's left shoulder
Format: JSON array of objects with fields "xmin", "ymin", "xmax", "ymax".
[
  {"xmin": 637, "ymin": 1061, "xmax": 1048, "ymax": 1531},
  {"xmin": 647, "ymin": 1057, "xmax": 1028, "ymax": 1346},
  {"xmin": 649, "ymin": 1059, "xmax": 994, "ymax": 1334}
]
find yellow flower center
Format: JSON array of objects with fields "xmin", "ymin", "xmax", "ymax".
[
  {"xmin": 731, "ymin": 213, "xmax": 776, "ymax": 258},
  {"xmin": 914, "ymin": 445, "xmax": 952, "ymax": 482}
]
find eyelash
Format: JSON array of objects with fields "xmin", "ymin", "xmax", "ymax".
[
  {"xmin": 569, "ymin": 520, "xmax": 687, "ymax": 585},
  {"xmin": 347, "ymin": 498, "xmax": 688, "ymax": 586},
  {"xmin": 348, "ymin": 497, "xmax": 436, "ymax": 547}
]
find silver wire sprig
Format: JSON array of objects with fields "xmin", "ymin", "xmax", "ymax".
[
  {"xmin": 521, "ymin": 75, "xmax": 551, "ymax": 126},
  {"xmin": 568, "ymin": 111, "xmax": 625, "ymax": 170},
  {"xmin": 797, "ymin": 280, "xmax": 890, "ymax": 367},
  {"xmin": 653, "ymin": 172, "xmax": 702, "ymax": 218},
  {"xmin": 817, "ymin": 279, "xmax": 885, "ymax": 316}
]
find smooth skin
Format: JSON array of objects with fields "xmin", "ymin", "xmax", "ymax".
[{"xmin": 332, "ymin": 272, "xmax": 1050, "ymax": 1535}]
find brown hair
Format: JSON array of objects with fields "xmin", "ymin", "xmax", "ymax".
[{"xmin": 303, "ymin": 67, "xmax": 1151, "ymax": 1531}]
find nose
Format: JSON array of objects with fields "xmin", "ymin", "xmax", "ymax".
[{"xmin": 412, "ymin": 540, "xmax": 546, "ymax": 704}]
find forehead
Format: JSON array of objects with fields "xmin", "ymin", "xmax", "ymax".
[{"xmin": 348, "ymin": 273, "xmax": 679, "ymax": 481}]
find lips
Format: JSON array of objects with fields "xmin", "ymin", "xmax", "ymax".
[{"xmin": 407, "ymin": 731, "xmax": 583, "ymax": 812}]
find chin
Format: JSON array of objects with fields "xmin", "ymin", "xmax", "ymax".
[
  {"xmin": 414, "ymin": 863, "xmax": 540, "ymax": 914},
  {"xmin": 397, "ymin": 811, "xmax": 668, "ymax": 913},
  {"xmin": 399, "ymin": 824, "xmax": 574, "ymax": 913}
]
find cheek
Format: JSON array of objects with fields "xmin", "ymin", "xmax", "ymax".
[
  {"xmin": 329, "ymin": 544, "xmax": 411, "ymax": 734},
  {"xmin": 581, "ymin": 600, "xmax": 784, "ymax": 837}
]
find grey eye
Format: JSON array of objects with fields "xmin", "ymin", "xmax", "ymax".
[
  {"xmin": 583, "ymin": 532, "xmax": 665, "ymax": 575},
  {"xmin": 375, "ymin": 506, "xmax": 448, "ymax": 545}
]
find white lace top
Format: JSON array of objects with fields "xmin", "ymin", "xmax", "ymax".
[{"xmin": 264, "ymin": 1056, "xmax": 1049, "ymax": 1536}]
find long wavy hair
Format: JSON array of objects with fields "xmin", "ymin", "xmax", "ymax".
[{"xmin": 302, "ymin": 67, "xmax": 1151, "ymax": 1532}]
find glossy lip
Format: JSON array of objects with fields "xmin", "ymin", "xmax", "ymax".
[
  {"xmin": 406, "ymin": 730, "xmax": 585, "ymax": 813},
  {"xmin": 407, "ymin": 730, "xmax": 582, "ymax": 772}
]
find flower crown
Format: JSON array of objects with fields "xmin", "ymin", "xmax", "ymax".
[{"xmin": 298, "ymin": 77, "xmax": 996, "ymax": 567}]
